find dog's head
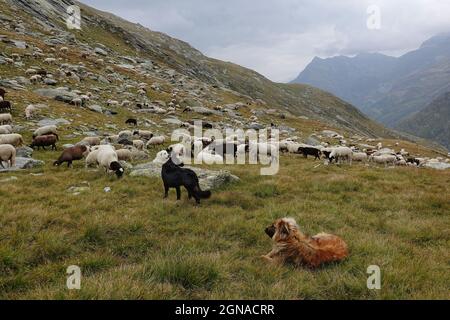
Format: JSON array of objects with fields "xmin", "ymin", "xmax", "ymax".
[
  {"xmin": 265, "ymin": 217, "xmax": 299, "ymax": 241},
  {"xmin": 166, "ymin": 147, "xmax": 184, "ymax": 167}
]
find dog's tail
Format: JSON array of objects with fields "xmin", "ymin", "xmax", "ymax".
[{"xmin": 193, "ymin": 185, "xmax": 211, "ymax": 199}]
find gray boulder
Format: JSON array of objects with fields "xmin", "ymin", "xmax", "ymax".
[
  {"xmin": 34, "ymin": 88, "xmax": 79, "ymax": 103},
  {"xmin": 0, "ymin": 157, "xmax": 44, "ymax": 172},
  {"xmin": 130, "ymin": 162, "xmax": 239, "ymax": 190},
  {"xmin": 88, "ymin": 105, "xmax": 103, "ymax": 113},
  {"xmin": 16, "ymin": 146, "xmax": 33, "ymax": 158}
]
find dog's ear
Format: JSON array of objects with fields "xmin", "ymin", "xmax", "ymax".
[{"xmin": 279, "ymin": 221, "xmax": 290, "ymax": 239}]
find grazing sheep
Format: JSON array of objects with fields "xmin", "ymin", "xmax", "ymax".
[
  {"xmin": 125, "ymin": 118, "xmax": 137, "ymax": 126},
  {"xmin": 121, "ymin": 100, "xmax": 131, "ymax": 107},
  {"xmin": 54, "ymin": 145, "xmax": 89, "ymax": 167},
  {"xmin": 30, "ymin": 134, "xmax": 57, "ymax": 150},
  {"xmin": 133, "ymin": 140, "xmax": 145, "ymax": 151},
  {"xmin": 329, "ymin": 147, "xmax": 353, "ymax": 164},
  {"xmin": 30, "ymin": 74, "xmax": 42, "ymax": 83},
  {"xmin": 25, "ymin": 68, "xmax": 37, "ymax": 75},
  {"xmin": 298, "ymin": 146, "xmax": 321, "ymax": 160},
  {"xmin": 145, "ymin": 136, "xmax": 165, "ymax": 148},
  {"xmin": 352, "ymin": 152, "xmax": 368, "ymax": 162},
  {"xmin": 133, "ymin": 130, "xmax": 153, "ymax": 141},
  {"xmin": 85, "ymin": 149, "xmax": 100, "ymax": 168},
  {"xmin": 249, "ymin": 142, "xmax": 278, "ymax": 163},
  {"xmin": 0, "ymin": 144, "xmax": 16, "ymax": 168},
  {"xmin": 118, "ymin": 130, "xmax": 133, "ymax": 139},
  {"xmin": 60, "ymin": 47, "xmax": 69, "ymax": 54},
  {"xmin": 96, "ymin": 145, "xmax": 124, "ymax": 178},
  {"xmin": 80, "ymin": 136, "xmax": 100, "ymax": 146},
  {"xmin": 116, "ymin": 149, "xmax": 132, "ymax": 161},
  {"xmin": 25, "ymin": 104, "xmax": 37, "ymax": 120},
  {"xmin": 71, "ymin": 98, "xmax": 83, "ymax": 107},
  {"xmin": 369, "ymin": 154, "xmax": 396, "ymax": 167},
  {"xmin": 95, "ymin": 58, "xmax": 104, "ymax": 65},
  {"xmin": 33, "ymin": 125, "xmax": 58, "ymax": 139},
  {"xmin": 0, "ymin": 134, "xmax": 24, "ymax": 147},
  {"xmin": 0, "ymin": 125, "xmax": 13, "ymax": 134},
  {"xmin": 107, "ymin": 99, "xmax": 119, "ymax": 107}
]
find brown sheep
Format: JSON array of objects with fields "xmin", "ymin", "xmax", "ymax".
[
  {"xmin": 30, "ymin": 135, "xmax": 57, "ymax": 151},
  {"xmin": 53, "ymin": 145, "xmax": 89, "ymax": 167}
]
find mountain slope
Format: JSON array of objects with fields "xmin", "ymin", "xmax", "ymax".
[
  {"xmin": 291, "ymin": 33, "xmax": 450, "ymax": 130},
  {"xmin": 3, "ymin": 0, "xmax": 396, "ymax": 138},
  {"xmin": 397, "ymin": 92, "xmax": 450, "ymax": 149}
]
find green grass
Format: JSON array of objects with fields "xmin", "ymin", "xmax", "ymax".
[{"xmin": 0, "ymin": 152, "xmax": 449, "ymax": 299}]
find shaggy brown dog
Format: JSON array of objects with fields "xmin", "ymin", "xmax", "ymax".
[{"xmin": 262, "ymin": 218, "xmax": 348, "ymax": 268}]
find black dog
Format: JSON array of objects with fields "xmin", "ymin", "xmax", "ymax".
[{"xmin": 161, "ymin": 148, "xmax": 211, "ymax": 204}]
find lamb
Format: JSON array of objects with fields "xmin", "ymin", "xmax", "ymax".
[
  {"xmin": 0, "ymin": 125, "xmax": 13, "ymax": 134},
  {"xmin": 0, "ymin": 134, "xmax": 23, "ymax": 147},
  {"xmin": 33, "ymin": 125, "xmax": 58, "ymax": 139},
  {"xmin": 54, "ymin": 145, "xmax": 89, "ymax": 167},
  {"xmin": 30, "ymin": 134, "xmax": 57, "ymax": 150},
  {"xmin": 146, "ymin": 135, "xmax": 166, "ymax": 148},
  {"xmin": 25, "ymin": 104, "xmax": 37, "ymax": 120},
  {"xmin": 0, "ymin": 113, "xmax": 13, "ymax": 125},
  {"xmin": 329, "ymin": 147, "xmax": 353, "ymax": 164},
  {"xmin": 96, "ymin": 145, "xmax": 124, "ymax": 178},
  {"xmin": 352, "ymin": 152, "xmax": 368, "ymax": 162},
  {"xmin": 116, "ymin": 149, "xmax": 132, "ymax": 161},
  {"xmin": 0, "ymin": 144, "xmax": 16, "ymax": 168},
  {"xmin": 133, "ymin": 130, "xmax": 153, "ymax": 141},
  {"xmin": 80, "ymin": 136, "xmax": 100, "ymax": 146},
  {"xmin": 369, "ymin": 154, "xmax": 396, "ymax": 167},
  {"xmin": 133, "ymin": 140, "xmax": 145, "ymax": 151}
]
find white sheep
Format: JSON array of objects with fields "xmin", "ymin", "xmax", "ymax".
[
  {"xmin": 330, "ymin": 147, "xmax": 353, "ymax": 164},
  {"xmin": 30, "ymin": 74, "xmax": 42, "ymax": 83},
  {"xmin": 80, "ymin": 136, "xmax": 100, "ymax": 146},
  {"xmin": 85, "ymin": 149, "xmax": 99, "ymax": 168},
  {"xmin": 153, "ymin": 150, "xmax": 170, "ymax": 164},
  {"xmin": 0, "ymin": 144, "xmax": 16, "ymax": 168},
  {"xmin": 369, "ymin": 154, "xmax": 397, "ymax": 166},
  {"xmin": 116, "ymin": 149, "xmax": 132, "ymax": 161},
  {"xmin": 132, "ymin": 140, "xmax": 145, "ymax": 151},
  {"xmin": 33, "ymin": 125, "xmax": 57, "ymax": 138},
  {"xmin": 146, "ymin": 136, "xmax": 166, "ymax": 148},
  {"xmin": 107, "ymin": 99, "xmax": 119, "ymax": 107},
  {"xmin": 352, "ymin": 152, "xmax": 368, "ymax": 162},
  {"xmin": 25, "ymin": 68, "xmax": 37, "ymax": 75},
  {"xmin": 44, "ymin": 57, "xmax": 56, "ymax": 64},
  {"xmin": 71, "ymin": 98, "xmax": 83, "ymax": 107},
  {"xmin": 0, "ymin": 113, "xmax": 13, "ymax": 125},
  {"xmin": 25, "ymin": 104, "xmax": 37, "ymax": 120},
  {"xmin": 96, "ymin": 145, "xmax": 124, "ymax": 177},
  {"xmin": 0, "ymin": 134, "xmax": 24, "ymax": 147},
  {"xmin": 0, "ymin": 125, "xmax": 13, "ymax": 134},
  {"xmin": 60, "ymin": 47, "xmax": 69, "ymax": 54},
  {"xmin": 134, "ymin": 130, "xmax": 153, "ymax": 141},
  {"xmin": 196, "ymin": 149, "xmax": 224, "ymax": 165}
]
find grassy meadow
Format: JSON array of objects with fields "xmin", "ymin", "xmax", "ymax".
[{"xmin": 0, "ymin": 149, "xmax": 449, "ymax": 299}]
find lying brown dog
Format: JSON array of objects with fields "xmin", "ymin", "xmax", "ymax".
[{"xmin": 262, "ymin": 218, "xmax": 348, "ymax": 268}]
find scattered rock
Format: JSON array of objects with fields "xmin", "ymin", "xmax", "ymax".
[{"xmin": 130, "ymin": 162, "xmax": 239, "ymax": 190}]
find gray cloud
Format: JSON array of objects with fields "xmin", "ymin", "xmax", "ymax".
[{"xmin": 81, "ymin": 0, "xmax": 450, "ymax": 82}]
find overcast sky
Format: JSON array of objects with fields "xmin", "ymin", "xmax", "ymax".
[{"xmin": 81, "ymin": 0, "xmax": 450, "ymax": 82}]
